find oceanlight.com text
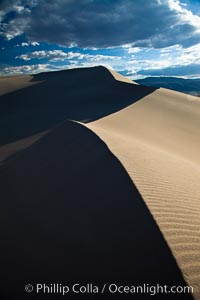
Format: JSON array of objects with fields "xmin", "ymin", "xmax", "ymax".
[{"xmin": 25, "ymin": 283, "xmax": 194, "ymax": 296}]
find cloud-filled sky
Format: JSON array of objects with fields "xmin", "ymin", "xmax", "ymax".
[{"xmin": 0, "ymin": 0, "xmax": 200, "ymax": 78}]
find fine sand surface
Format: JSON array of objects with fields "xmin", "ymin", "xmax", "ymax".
[
  {"xmin": 87, "ymin": 81, "xmax": 200, "ymax": 299},
  {"xmin": 0, "ymin": 66, "xmax": 199, "ymax": 299}
]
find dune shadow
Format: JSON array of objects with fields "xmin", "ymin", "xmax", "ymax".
[
  {"xmin": 0, "ymin": 66, "xmax": 157, "ymax": 146},
  {"xmin": 0, "ymin": 121, "xmax": 193, "ymax": 299}
]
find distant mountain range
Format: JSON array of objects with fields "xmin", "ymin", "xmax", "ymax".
[{"xmin": 135, "ymin": 77, "xmax": 200, "ymax": 96}]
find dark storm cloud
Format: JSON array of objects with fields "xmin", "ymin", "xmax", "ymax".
[{"xmin": 1, "ymin": 0, "xmax": 200, "ymax": 48}]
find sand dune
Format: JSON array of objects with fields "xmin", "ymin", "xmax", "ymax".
[
  {"xmin": 87, "ymin": 80, "xmax": 200, "ymax": 299},
  {"xmin": 0, "ymin": 66, "xmax": 155, "ymax": 164},
  {"xmin": 0, "ymin": 66, "xmax": 199, "ymax": 299}
]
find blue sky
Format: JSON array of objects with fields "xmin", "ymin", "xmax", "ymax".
[{"xmin": 0, "ymin": 0, "xmax": 200, "ymax": 79}]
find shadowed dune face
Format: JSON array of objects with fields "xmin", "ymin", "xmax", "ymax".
[
  {"xmin": 0, "ymin": 121, "xmax": 193, "ymax": 299},
  {"xmin": 0, "ymin": 66, "xmax": 156, "ymax": 147}
]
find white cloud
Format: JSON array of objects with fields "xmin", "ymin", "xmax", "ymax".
[
  {"xmin": 127, "ymin": 47, "xmax": 142, "ymax": 54},
  {"xmin": 82, "ymin": 54, "xmax": 122, "ymax": 61},
  {"xmin": 67, "ymin": 52, "xmax": 83, "ymax": 59},
  {"xmin": 0, "ymin": 16, "xmax": 29, "ymax": 40},
  {"xmin": 31, "ymin": 41, "xmax": 40, "ymax": 46},
  {"xmin": 16, "ymin": 50, "xmax": 122, "ymax": 63},
  {"xmin": 175, "ymin": 43, "xmax": 200, "ymax": 65},
  {"xmin": 15, "ymin": 41, "xmax": 40, "ymax": 47},
  {"xmin": 16, "ymin": 50, "xmax": 68, "ymax": 61},
  {"xmin": 0, "ymin": 63, "xmax": 52, "ymax": 76},
  {"xmin": 0, "ymin": 0, "xmax": 37, "ymax": 39},
  {"xmin": 67, "ymin": 52, "xmax": 120, "ymax": 61},
  {"xmin": 21, "ymin": 42, "xmax": 29, "ymax": 47},
  {"xmin": 0, "ymin": 0, "xmax": 37, "ymax": 21},
  {"xmin": 166, "ymin": 0, "xmax": 200, "ymax": 28}
]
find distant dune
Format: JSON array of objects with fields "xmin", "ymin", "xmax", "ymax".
[
  {"xmin": 0, "ymin": 66, "xmax": 199, "ymax": 299},
  {"xmin": 0, "ymin": 66, "xmax": 155, "ymax": 164}
]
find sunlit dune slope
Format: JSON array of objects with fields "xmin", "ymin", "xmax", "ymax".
[{"xmin": 87, "ymin": 84, "xmax": 200, "ymax": 299}]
